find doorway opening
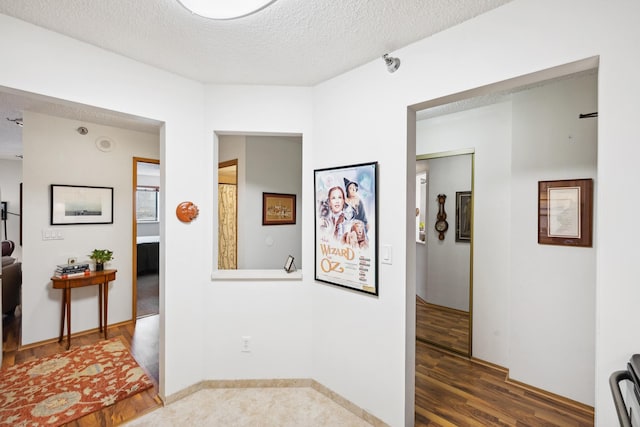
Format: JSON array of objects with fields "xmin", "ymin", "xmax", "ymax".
[
  {"xmin": 133, "ymin": 158, "xmax": 160, "ymax": 319},
  {"xmin": 415, "ymin": 151, "xmax": 473, "ymax": 357},
  {"xmin": 409, "ymin": 58, "xmax": 599, "ymax": 422},
  {"xmin": 218, "ymin": 159, "xmax": 238, "ymax": 269}
]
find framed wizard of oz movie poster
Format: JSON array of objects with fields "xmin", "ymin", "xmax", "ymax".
[{"xmin": 314, "ymin": 161, "xmax": 378, "ymax": 296}]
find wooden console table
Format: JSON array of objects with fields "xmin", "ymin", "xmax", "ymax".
[{"xmin": 51, "ymin": 269, "xmax": 117, "ymax": 349}]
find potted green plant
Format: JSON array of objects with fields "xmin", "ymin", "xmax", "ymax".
[{"xmin": 89, "ymin": 249, "xmax": 114, "ymax": 271}]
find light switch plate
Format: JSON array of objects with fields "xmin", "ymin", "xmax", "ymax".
[{"xmin": 381, "ymin": 244, "xmax": 392, "ymax": 264}]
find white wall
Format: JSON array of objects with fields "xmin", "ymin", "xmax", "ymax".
[
  {"xmin": 312, "ymin": 70, "xmax": 412, "ymax": 426},
  {"xmin": 0, "ymin": 159, "xmax": 22, "ymax": 259},
  {"xmin": 219, "ymin": 135, "xmax": 302, "ymax": 269},
  {"xmin": 424, "ymin": 155, "xmax": 471, "ymax": 311},
  {"xmin": 204, "ymin": 85, "xmax": 315, "ymax": 384},
  {"xmin": 21, "ymin": 111, "xmax": 159, "ymax": 346},
  {"xmin": 0, "ymin": 13, "xmax": 206, "ymax": 400},
  {"xmin": 509, "ymin": 73, "xmax": 597, "ymax": 404},
  {"xmin": 245, "ymin": 136, "xmax": 302, "ymax": 269},
  {"xmin": 313, "ymin": 0, "xmax": 637, "ymax": 423}
]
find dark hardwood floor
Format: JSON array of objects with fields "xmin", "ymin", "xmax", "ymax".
[
  {"xmin": 414, "ymin": 297, "xmax": 594, "ymax": 426},
  {"xmin": 136, "ymin": 273, "xmax": 159, "ymax": 318},
  {"xmin": 416, "ymin": 297, "xmax": 469, "ymax": 355},
  {"xmin": 415, "ymin": 340, "xmax": 593, "ymax": 426},
  {"xmin": 2, "ymin": 300, "xmax": 594, "ymax": 426}
]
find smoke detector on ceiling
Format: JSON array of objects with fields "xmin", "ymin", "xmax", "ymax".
[{"xmin": 95, "ymin": 136, "xmax": 115, "ymax": 152}]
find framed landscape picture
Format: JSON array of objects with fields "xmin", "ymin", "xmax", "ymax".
[
  {"xmin": 314, "ymin": 161, "xmax": 378, "ymax": 296},
  {"xmin": 51, "ymin": 184, "xmax": 114, "ymax": 225}
]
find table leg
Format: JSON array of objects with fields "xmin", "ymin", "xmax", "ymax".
[
  {"xmin": 65, "ymin": 288, "xmax": 71, "ymax": 350},
  {"xmin": 98, "ymin": 283, "xmax": 103, "ymax": 332},
  {"xmin": 103, "ymin": 280, "xmax": 109, "ymax": 340},
  {"xmin": 58, "ymin": 287, "xmax": 66, "ymax": 343}
]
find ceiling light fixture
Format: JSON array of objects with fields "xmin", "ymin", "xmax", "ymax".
[
  {"xmin": 6, "ymin": 118, "xmax": 23, "ymax": 127},
  {"xmin": 383, "ymin": 54, "xmax": 401, "ymax": 73},
  {"xmin": 176, "ymin": 0, "xmax": 277, "ymax": 20}
]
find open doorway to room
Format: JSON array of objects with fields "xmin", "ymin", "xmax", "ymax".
[
  {"xmin": 133, "ymin": 158, "xmax": 160, "ymax": 319},
  {"xmin": 410, "ymin": 59, "xmax": 598, "ymax": 424},
  {"xmin": 218, "ymin": 159, "xmax": 237, "ymax": 269},
  {"xmin": 415, "ymin": 152, "xmax": 473, "ymax": 357},
  {"xmin": 1, "ymin": 171, "xmax": 23, "ymax": 358}
]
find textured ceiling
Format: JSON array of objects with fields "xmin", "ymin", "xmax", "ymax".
[
  {"xmin": 0, "ymin": 89, "xmax": 163, "ymax": 159},
  {"xmin": 0, "ymin": 0, "xmax": 513, "ymax": 158},
  {"xmin": 0, "ymin": 0, "xmax": 512, "ymax": 86}
]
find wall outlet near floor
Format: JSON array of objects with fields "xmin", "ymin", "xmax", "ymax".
[{"xmin": 241, "ymin": 336, "xmax": 251, "ymax": 353}]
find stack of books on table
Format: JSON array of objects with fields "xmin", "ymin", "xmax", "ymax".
[{"xmin": 54, "ymin": 263, "xmax": 90, "ymax": 278}]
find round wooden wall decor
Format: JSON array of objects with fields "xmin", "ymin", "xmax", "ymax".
[{"xmin": 176, "ymin": 201, "xmax": 199, "ymax": 223}]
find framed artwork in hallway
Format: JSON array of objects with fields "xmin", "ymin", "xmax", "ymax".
[
  {"xmin": 455, "ymin": 191, "xmax": 471, "ymax": 242},
  {"xmin": 262, "ymin": 192, "xmax": 296, "ymax": 225},
  {"xmin": 538, "ymin": 178, "xmax": 593, "ymax": 247},
  {"xmin": 50, "ymin": 184, "xmax": 114, "ymax": 225},
  {"xmin": 313, "ymin": 161, "xmax": 378, "ymax": 296}
]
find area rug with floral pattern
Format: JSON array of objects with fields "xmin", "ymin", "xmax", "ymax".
[{"xmin": 0, "ymin": 337, "xmax": 153, "ymax": 426}]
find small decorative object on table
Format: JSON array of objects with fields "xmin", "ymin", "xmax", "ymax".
[
  {"xmin": 54, "ymin": 262, "xmax": 90, "ymax": 278},
  {"xmin": 89, "ymin": 248, "xmax": 114, "ymax": 271}
]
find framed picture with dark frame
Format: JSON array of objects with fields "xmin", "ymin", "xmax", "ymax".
[
  {"xmin": 538, "ymin": 178, "xmax": 593, "ymax": 247},
  {"xmin": 50, "ymin": 184, "xmax": 114, "ymax": 225},
  {"xmin": 314, "ymin": 161, "xmax": 378, "ymax": 296},
  {"xmin": 262, "ymin": 193, "xmax": 296, "ymax": 225},
  {"xmin": 455, "ymin": 191, "xmax": 472, "ymax": 242}
]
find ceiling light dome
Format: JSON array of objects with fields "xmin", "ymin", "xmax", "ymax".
[{"xmin": 177, "ymin": 0, "xmax": 277, "ymax": 20}]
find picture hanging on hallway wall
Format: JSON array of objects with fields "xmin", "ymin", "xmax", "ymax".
[
  {"xmin": 455, "ymin": 191, "xmax": 472, "ymax": 242},
  {"xmin": 314, "ymin": 161, "xmax": 378, "ymax": 295},
  {"xmin": 262, "ymin": 192, "xmax": 296, "ymax": 225},
  {"xmin": 50, "ymin": 184, "xmax": 114, "ymax": 225},
  {"xmin": 538, "ymin": 178, "xmax": 593, "ymax": 247}
]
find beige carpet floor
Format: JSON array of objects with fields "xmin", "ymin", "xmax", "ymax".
[{"xmin": 123, "ymin": 387, "xmax": 374, "ymax": 426}]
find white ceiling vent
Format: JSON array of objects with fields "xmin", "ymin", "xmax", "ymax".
[{"xmin": 95, "ymin": 136, "xmax": 115, "ymax": 152}]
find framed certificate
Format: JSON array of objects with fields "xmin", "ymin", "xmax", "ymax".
[{"xmin": 538, "ymin": 179, "xmax": 593, "ymax": 247}]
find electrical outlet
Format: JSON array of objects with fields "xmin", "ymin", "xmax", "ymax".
[
  {"xmin": 67, "ymin": 257, "xmax": 77, "ymax": 265},
  {"xmin": 241, "ymin": 336, "xmax": 251, "ymax": 353}
]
